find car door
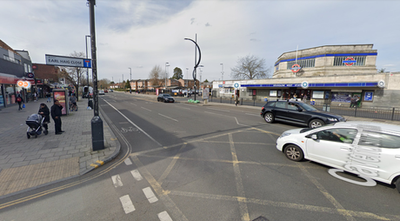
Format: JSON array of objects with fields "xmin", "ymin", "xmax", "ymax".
[
  {"xmin": 273, "ymin": 102, "xmax": 288, "ymax": 121},
  {"xmin": 305, "ymin": 128, "xmax": 358, "ymax": 168},
  {"xmin": 285, "ymin": 102, "xmax": 308, "ymax": 124},
  {"xmin": 351, "ymin": 131, "xmax": 400, "ymax": 183}
]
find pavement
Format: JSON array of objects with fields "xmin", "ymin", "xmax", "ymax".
[{"xmin": 0, "ymin": 98, "xmax": 120, "ymax": 198}]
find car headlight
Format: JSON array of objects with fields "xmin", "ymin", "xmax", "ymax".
[
  {"xmin": 327, "ymin": 118, "xmax": 338, "ymax": 121},
  {"xmin": 279, "ymin": 132, "xmax": 291, "ymax": 138}
]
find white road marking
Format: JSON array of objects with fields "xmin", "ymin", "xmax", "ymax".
[
  {"xmin": 131, "ymin": 102, "xmax": 137, "ymax": 106},
  {"xmin": 141, "ymin": 107, "xmax": 152, "ymax": 112},
  {"xmin": 102, "ymin": 100, "xmax": 162, "ymax": 146},
  {"xmin": 124, "ymin": 157, "xmax": 132, "ymax": 165},
  {"xmin": 111, "ymin": 175, "xmax": 123, "ymax": 188},
  {"xmin": 131, "ymin": 169, "xmax": 143, "ymax": 181},
  {"xmin": 142, "ymin": 187, "xmax": 158, "ymax": 203},
  {"xmin": 119, "ymin": 195, "xmax": 135, "ymax": 214},
  {"xmin": 158, "ymin": 211, "xmax": 173, "ymax": 221},
  {"xmin": 158, "ymin": 113, "xmax": 178, "ymax": 122},
  {"xmin": 206, "ymin": 107, "xmax": 230, "ymax": 112}
]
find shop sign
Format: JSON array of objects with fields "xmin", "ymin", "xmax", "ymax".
[
  {"xmin": 364, "ymin": 92, "xmax": 373, "ymax": 101},
  {"xmin": 17, "ymin": 80, "xmax": 31, "ymax": 89},
  {"xmin": 343, "ymin": 57, "xmax": 356, "ymax": 66},
  {"xmin": 291, "ymin": 64, "xmax": 301, "ymax": 73}
]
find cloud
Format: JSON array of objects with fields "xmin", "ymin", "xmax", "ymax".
[{"xmin": 205, "ymin": 22, "xmax": 211, "ymax": 27}]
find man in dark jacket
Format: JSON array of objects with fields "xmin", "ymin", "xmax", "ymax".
[
  {"xmin": 51, "ymin": 100, "xmax": 64, "ymax": 135},
  {"xmin": 38, "ymin": 103, "xmax": 50, "ymax": 134},
  {"xmin": 16, "ymin": 93, "xmax": 24, "ymax": 110}
]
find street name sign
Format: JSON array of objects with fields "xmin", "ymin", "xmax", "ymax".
[{"xmin": 45, "ymin": 54, "xmax": 92, "ymax": 68}]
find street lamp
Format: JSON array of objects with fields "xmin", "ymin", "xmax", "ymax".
[
  {"xmin": 165, "ymin": 62, "xmax": 169, "ymax": 92},
  {"xmin": 220, "ymin": 63, "xmax": 224, "ymax": 81},
  {"xmin": 199, "ymin": 65, "xmax": 204, "ymax": 88},
  {"xmin": 129, "ymin": 67, "xmax": 132, "ymax": 93},
  {"xmin": 184, "ymin": 36, "xmax": 202, "ymax": 101}
]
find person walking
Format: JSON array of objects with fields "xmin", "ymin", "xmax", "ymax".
[
  {"xmin": 46, "ymin": 92, "xmax": 51, "ymax": 103},
  {"xmin": 16, "ymin": 92, "xmax": 24, "ymax": 111},
  {"xmin": 51, "ymin": 100, "xmax": 64, "ymax": 135},
  {"xmin": 69, "ymin": 94, "xmax": 77, "ymax": 111},
  {"xmin": 38, "ymin": 103, "xmax": 50, "ymax": 134}
]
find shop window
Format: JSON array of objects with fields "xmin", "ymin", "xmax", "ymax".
[
  {"xmin": 287, "ymin": 58, "xmax": 315, "ymax": 69},
  {"xmin": 312, "ymin": 91, "xmax": 324, "ymax": 99}
]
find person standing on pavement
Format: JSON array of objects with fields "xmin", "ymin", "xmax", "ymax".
[
  {"xmin": 38, "ymin": 103, "xmax": 50, "ymax": 134},
  {"xmin": 51, "ymin": 100, "xmax": 64, "ymax": 135},
  {"xmin": 46, "ymin": 92, "xmax": 51, "ymax": 103},
  {"xmin": 16, "ymin": 92, "xmax": 24, "ymax": 111}
]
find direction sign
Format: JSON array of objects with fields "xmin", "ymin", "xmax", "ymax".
[
  {"xmin": 45, "ymin": 54, "xmax": 92, "ymax": 68},
  {"xmin": 343, "ymin": 57, "xmax": 356, "ymax": 66}
]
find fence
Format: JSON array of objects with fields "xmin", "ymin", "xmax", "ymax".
[{"xmin": 208, "ymin": 97, "xmax": 400, "ymax": 121}]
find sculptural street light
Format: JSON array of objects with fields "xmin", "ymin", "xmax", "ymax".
[{"xmin": 184, "ymin": 36, "xmax": 201, "ymax": 101}]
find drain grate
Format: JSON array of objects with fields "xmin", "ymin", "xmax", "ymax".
[{"xmin": 252, "ymin": 216, "xmax": 269, "ymax": 221}]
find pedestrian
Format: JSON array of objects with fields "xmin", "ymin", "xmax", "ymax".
[
  {"xmin": 38, "ymin": 103, "xmax": 50, "ymax": 134},
  {"xmin": 46, "ymin": 92, "xmax": 51, "ymax": 103},
  {"xmin": 69, "ymin": 94, "xmax": 77, "ymax": 111},
  {"xmin": 16, "ymin": 92, "xmax": 24, "ymax": 110},
  {"xmin": 302, "ymin": 93, "xmax": 308, "ymax": 102},
  {"xmin": 51, "ymin": 99, "xmax": 64, "ymax": 135},
  {"xmin": 33, "ymin": 92, "xmax": 37, "ymax": 102}
]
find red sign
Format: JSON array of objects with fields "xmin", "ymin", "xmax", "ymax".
[
  {"xmin": 343, "ymin": 57, "xmax": 356, "ymax": 66},
  {"xmin": 291, "ymin": 64, "xmax": 301, "ymax": 73}
]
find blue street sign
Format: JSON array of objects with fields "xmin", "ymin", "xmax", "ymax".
[{"xmin": 83, "ymin": 59, "xmax": 92, "ymax": 68}]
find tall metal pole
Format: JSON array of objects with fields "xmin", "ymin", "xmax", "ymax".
[
  {"xmin": 129, "ymin": 67, "xmax": 131, "ymax": 93},
  {"xmin": 88, "ymin": 0, "xmax": 104, "ymax": 151},
  {"xmin": 184, "ymin": 36, "xmax": 201, "ymax": 102},
  {"xmin": 165, "ymin": 62, "xmax": 169, "ymax": 92},
  {"xmin": 85, "ymin": 35, "xmax": 91, "ymax": 106},
  {"xmin": 220, "ymin": 63, "xmax": 224, "ymax": 80}
]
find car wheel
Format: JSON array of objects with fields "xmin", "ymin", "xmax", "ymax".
[
  {"xmin": 309, "ymin": 119, "xmax": 324, "ymax": 128},
  {"xmin": 283, "ymin": 144, "xmax": 304, "ymax": 161},
  {"xmin": 395, "ymin": 177, "xmax": 400, "ymax": 193},
  {"xmin": 264, "ymin": 112, "xmax": 274, "ymax": 123}
]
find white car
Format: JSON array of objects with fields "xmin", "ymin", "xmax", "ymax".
[
  {"xmin": 276, "ymin": 121, "xmax": 400, "ymax": 193},
  {"xmin": 99, "ymin": 90, "xmax": 105, "ymax": 95}
]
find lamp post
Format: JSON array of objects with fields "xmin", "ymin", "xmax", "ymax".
[
  {"xmin": 220, "ymin": 63, "xmax": 224, "ymax": 81},
  {"xmin": 88, "ymin": 0, "xmax": 104, "ymax": 151},
  {"xmin": 129, "ymin": 67, "xmax": 132, "ymax": 93},
  {"xmin": 85, "ymin": 35, "xmax": 91, "ymax": 106},
  {"xmin": 165, "ymin": 62, "xmax": 169, "ymax": 93},
  {"xmin": 184, "ymin": 35, "xmax": 202, "ymax": 101},
  {"xmin": 199, "ymin": 64, "xmax": 204, "ymax": 88}
]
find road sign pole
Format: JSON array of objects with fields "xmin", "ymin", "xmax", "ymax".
[{"xmin": 88, "ymin": 0, "xmax": 104, "ymax": 151}]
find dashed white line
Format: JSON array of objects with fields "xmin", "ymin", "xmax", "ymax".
[
  {"xmin": 158, "ymin": 211, "xmax": 173, "ymax": 221},
  {"xmin": 206, "ymin": 107, "xmax": 230, "ymax": 112},
  {"xmin": 124, "ymin": 157, "xmax": 132, "ymax": 165},
  {"xmin": 111, "ymin": 175, "xmax": 123, "ymax": 188},
  {"xmin": 142, "ymin": 187, "xmax": 159, "ymax": 203},
  {"xmin": 119, "ymin": 195, "xmax": 135, "ymax": 214},
  {"xmin": 158, "ymin": 113, "xmax": 178, "ymax": 122},
  {"xmin": 131, "ymin": 169, "xmax": 143, "ymax": 181},
  {"xmin": 141, "ymin": 107, "xmax": 152, "ymax": 112}
]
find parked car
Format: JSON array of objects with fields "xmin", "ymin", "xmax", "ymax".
[
  {"xmin": 276, "ymin": 121, "xmax": 400, "ymax": 193},
  {"xmin": 157, "ymin": 94, "xmax": 175, "ymax": 103},
  {"xmin": 99, "ymin": 90, "xmax": 105, "ymax": 95},
  {"xmin": 260, "ymin": 100, "xmax": 345, "ymax": 128},
  {"xmin": 104, "ymin": 89, "xmax": 108, "ymax": 93},
  {"xmin": 110, "ymin": 89, "xmax": 114, "ymax": 92}
]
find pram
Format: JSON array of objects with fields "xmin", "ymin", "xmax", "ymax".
[{"xmin": 26, "ymin": 114, "xmax": 48, "ymax": 139}]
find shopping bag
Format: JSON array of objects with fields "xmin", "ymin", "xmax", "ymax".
[{"xmin": 22, "ymin": 103, "xmax": 25, "ymax": 108}]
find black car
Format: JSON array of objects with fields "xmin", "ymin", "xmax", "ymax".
[
  {"xmin": 157, "ymin": 94, "xmax": 175, "ymax": 103},
  {"xmin": 260, "ymin": 100, "xmax": 345, "ymax": 128}
]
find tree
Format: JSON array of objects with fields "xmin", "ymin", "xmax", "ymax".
[
  {"xmin": 149, "ymin": 65, "xmax": 163, "ymax": 87},
  {"xmin": 204, "ymin": 79, "xmax": 209, "ymax": 83},
  {"xmin": 230, "ymin": 55, "xmax": 271, "ymax": 79},
  {"xmin": 378, "ymin": 68, "xmax": 386, "ymax": 73},
  {"xmin": 125, "ymin": 80, "xmax": 131, "ymax": 89},
  {"xmin": 99, "ymin": 78, "xmax": 111, "ymax": 89},
  {"xmin": 60, "ymin": 51, "xmax": 86, "ymax": 100},
  {"xmin": 172, "ymin": 67, "xmax": 183, "ymax": 80}
]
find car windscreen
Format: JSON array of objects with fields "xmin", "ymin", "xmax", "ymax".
[
  {"xmin": 298, "ymin": 102, "xmax": 317, "ymax": 111},
  {"xmin": 163, "ymin": 94, "xmax": 172, "ymax": 97}
]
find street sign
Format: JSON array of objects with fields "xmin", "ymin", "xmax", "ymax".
[
  {"xmin": 233, "ymin": 82, "xmax": 240, "ymax": 89},
  {"xmin": 343, "ymin": 57, "xmax": 356, "ymax": 66},
  {"xmin": 27, "ymin": 72, "xmax": 34, "ymax": 78},
  {"xmin": 291, "ymin": 64, "xmax": 301, "ymax": 73},
  {"xmin": 45, "ymin": 54, "xmax": 92, "ymax": 68}
]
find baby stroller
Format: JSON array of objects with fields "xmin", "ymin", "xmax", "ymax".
[{"xmin": 26, "ymin": 114, "xmax": 47, "ymax": 139}]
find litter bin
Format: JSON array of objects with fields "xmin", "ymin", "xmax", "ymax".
[
  {"xmin": 88, "ymin": 100, "xmax": 93, "ymax": 109},
  {"xmin": 264, "ymin": 97, "xmax": 268, "ymax": 102}
]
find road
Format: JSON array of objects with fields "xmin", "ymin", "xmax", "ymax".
[{"xmin": 1, "ymin": 92, "xmax": 399, "ymax": 221}]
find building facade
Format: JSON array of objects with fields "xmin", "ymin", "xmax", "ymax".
[{"xmin": 213, "ymin": 44, "xmax": 398, "ymax": 108}]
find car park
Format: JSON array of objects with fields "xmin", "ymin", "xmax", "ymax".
[
  {"xmin": 276, "ymin": 121, "xmax": 400, "ymax": 193},
  {"xmin": 261, "ymin": 100, "xmax": 345, "ymax": 128},
  {"xmin": 157, "ymin": 94, "xmax": 175, "ymax": 103}
]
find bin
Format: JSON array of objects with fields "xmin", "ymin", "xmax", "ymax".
[
  {"xmin": 88, "ymin": 100, "xmax": 93, "ymax": 109},
  {"xmin": 264, "ymin": 97, "xmax": 268, "ymax": 102}
]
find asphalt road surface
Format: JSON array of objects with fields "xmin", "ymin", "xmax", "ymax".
[{"xmin": 1, "ymin": 92, "xmax": 399, "ymax": 221}]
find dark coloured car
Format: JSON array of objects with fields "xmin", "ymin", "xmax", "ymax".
[
  {"xmin": 260, "ymin": 100, "xmax": 345, "ymax": 128},
  {"xmin": 157, "ymin": 94, "xmax": 175, "ymax": 103}
]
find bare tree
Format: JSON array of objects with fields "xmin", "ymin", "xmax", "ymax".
[
  {"xmin": 231, "ymin": 55, "xmax": 271, "ymax": 79},
  {"xmin": 60, "ymin": 51, "xmax": 86, "ymax": 100},
  {"xmin": 149, "ymin": 65, "xmax": 163, "ymax": 87}
]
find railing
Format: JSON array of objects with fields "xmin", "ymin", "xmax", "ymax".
[{"xmin": 208, "ymin": 97, "xmax": 400, "ymax": 121}]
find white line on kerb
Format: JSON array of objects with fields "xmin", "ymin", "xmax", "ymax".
[
  {"xmin": 158, "ymin": 113, "xmax": 178, "ymax": 122},
  {"xmin": 158, "ymin": 211, "xmax": 173, "ymax": 221},
  {"xmin": 119, "ymin": 195, "xmax": 135, "ymax": 214},
  {"xmin": 124, "ymin": 157, "xmax": 132, "ymax": 165},
  {"xmin": 131, "ymin": 169, "xmax": 143, "ymax": 181},
  {"xmin": 142, "ymin": 187, "xmax": 159, "ymax": 203},
  {"xmin": 102, "ymin": 99, "xmax": 162, "ymax": 146},
  {"xmin": 111, "ymin": 175, "xmax": 123, "ymax": 188}
]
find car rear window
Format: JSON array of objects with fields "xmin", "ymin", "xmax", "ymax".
[
  {"xmin": 265, "ymin": 102, "xmax": 275, "ymax": 107},
  {"xmin": 275, "ymin": 102, "xmax": 286, "ymax": 109},
  {"xmin": 358, "ymin": 131, "xmax": 400, "ymax": 149}
]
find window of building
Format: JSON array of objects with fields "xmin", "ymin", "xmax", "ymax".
[
  {"xmin": 333, "ymin": 56, "xmax": 366, "ymax": 66},
  {"xmin": 287, "ymin": 58, "xmax": 315, "ymax": 70}
]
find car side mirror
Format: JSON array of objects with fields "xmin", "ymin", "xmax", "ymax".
[
  {"xmin": 306, "ymin": 134, "xmax": 318, "ymax": 140},
  {"xmin": 298, "ymin": 108, "xmax": 303, "ymax": 112}
]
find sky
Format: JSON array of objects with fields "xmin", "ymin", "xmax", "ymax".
[{"xmin": 1, "ymin": 0, "xmax": 400, "ymax": 83}]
